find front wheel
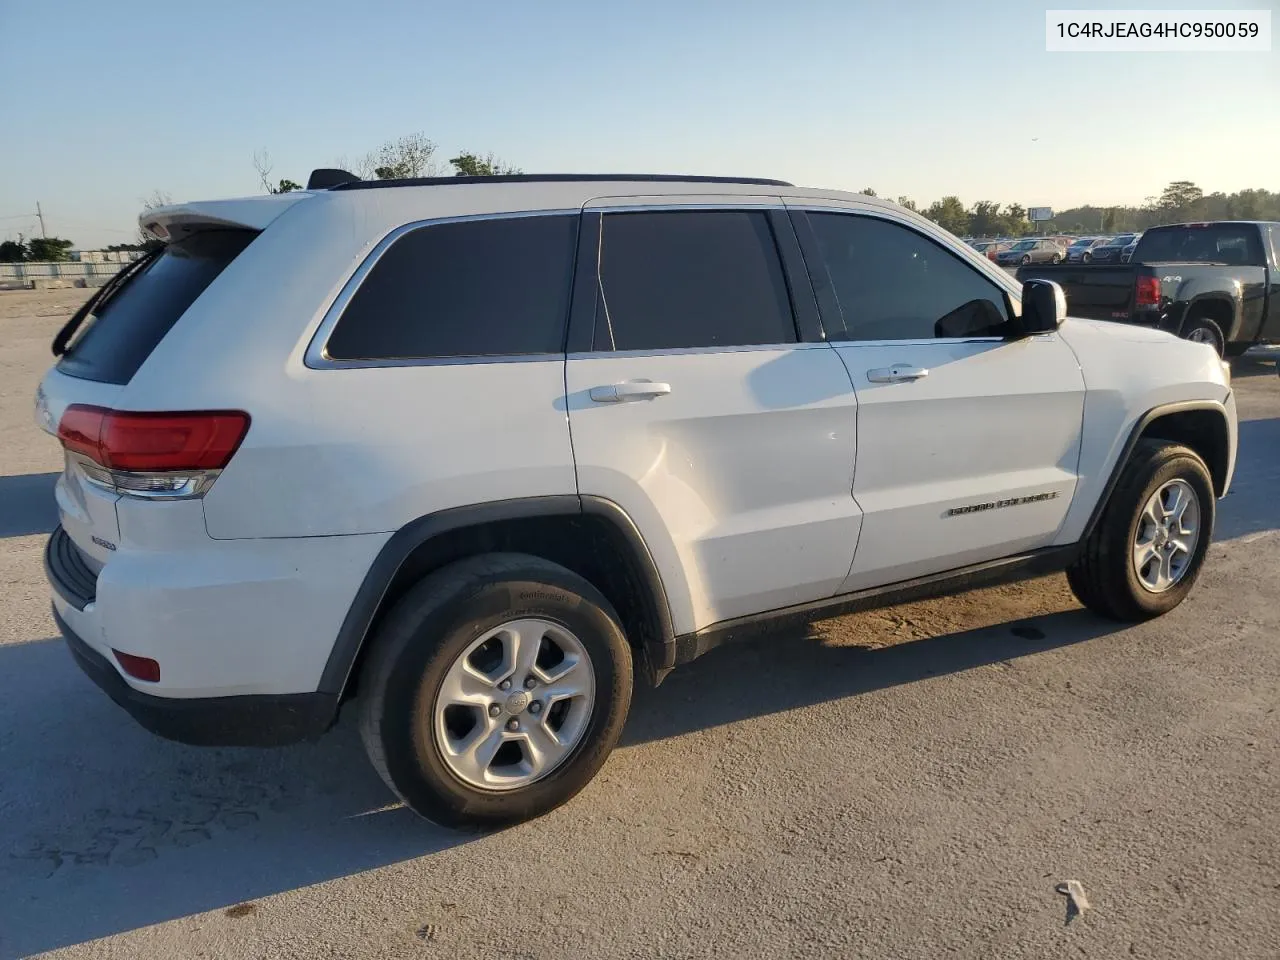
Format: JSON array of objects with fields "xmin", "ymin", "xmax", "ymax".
[
  {"xmin": 1021, "ymin": 254, "xmax": 1031, "ymax": 265},
  {"xmin": 1082, "ymin": 252, "xmax": 1092, "ymax": 263},
  {"xmin": 1067, "ymin": 440, "xmax": 1214, "ymax": 621},
  {"xmin": 358, "ymin": 553, "xmax": 633, "ymax": 829}
]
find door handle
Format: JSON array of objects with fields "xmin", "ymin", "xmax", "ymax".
[
  {"xmin": 867, "ymin": 364, "xmax": 929, "ymax": 384},
  {"xmin": 589, "ymin": 380, "xmax": 673, "ymax": 403}
]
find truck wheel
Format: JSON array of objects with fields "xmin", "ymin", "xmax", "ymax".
[
  {"xmin": 357, "ymin": 553, "xmax": 633, "ymax": 829},
  {"xmin": 1067, "ymin": 440, "xmax": 1214, "ymax": 621},
  {"xmin": 1182, "ymin": 317, "xmax": 1225, "ymax": 357}
]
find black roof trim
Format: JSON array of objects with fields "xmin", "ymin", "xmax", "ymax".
[{"xmin": 330, "ymin": 173, "xmax": 794, "ymax": 191}]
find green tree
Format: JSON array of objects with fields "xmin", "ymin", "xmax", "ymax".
[
  {"xmin": 923, "ymin": 195, "xmax": 968, "ymax": 235},
  {"xmin": 0, "ymin": 236, "xmax": 27, "ymax": 263},
  {"xmin": 896, "ymin": 196, "xmax": 918, "ymax": 212},
  {"xmin": 449, "ymin": 152, "xmax": 521, "ymax": 176},
  {"xmin": 1100, "ymin": 208, "xmax": 1116, "ymax": 232},
  {"xmin": 1153, "ymin": 180, "xmax": 1205, "ymax": 222},
  {"xmin": 966, "ymin": 200, "xmax": 1006, "ymax": 237},
  {"xmin": 27, "ymin": 237, "xmax": 74, "ymax": 261},
  {"xmin": 1003, "ymin": 203, "xmax": 1028, "ymax": 235},
  {"xmin": 860, "ymin": 187, "xmax": 877, "ymax": 197},
  {"xmin": 274, "ymin": 178, "xmax": 301, "ymax": 193}
]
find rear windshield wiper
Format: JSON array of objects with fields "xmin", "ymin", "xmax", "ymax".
[{"xmin": 51, "ymin": 246, "xmax": 165, "ymax": 357}]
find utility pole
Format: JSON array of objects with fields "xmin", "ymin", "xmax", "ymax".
[{"xmin": 36, "ymin": 202, "xmax": 47, "ymax": 239}]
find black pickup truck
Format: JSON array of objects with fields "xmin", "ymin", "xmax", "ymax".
[{"xmin": 1017, "ymin": 221, "xmax": 1279, "ymax": 356}]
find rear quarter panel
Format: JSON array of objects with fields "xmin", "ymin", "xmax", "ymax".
[{"xmin": 118, "ymin": 191, "xmax": 580, "ymax": 539}]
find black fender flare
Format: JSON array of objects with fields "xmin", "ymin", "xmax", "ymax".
[{"xmin": 317, "ymin": 495, "xmax": 674, "ymax": 697}]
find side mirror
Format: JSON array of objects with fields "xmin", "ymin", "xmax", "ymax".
[{"xmin": 1017, "ymin": 279, "xmax": 1067, "ymax": 336}]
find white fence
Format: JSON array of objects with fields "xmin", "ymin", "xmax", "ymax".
[{"xmin": 0, "ymin": 260, "xmax": 136, "ymax": 280}]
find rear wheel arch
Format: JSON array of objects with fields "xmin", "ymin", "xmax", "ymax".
[
  {"xmin": 320, "ymin": 496, "xmax": 675, "ymax": 701},
  {"xmin": 1181, "ymin": 295, "xmax": 1237, "ymax": 342}
]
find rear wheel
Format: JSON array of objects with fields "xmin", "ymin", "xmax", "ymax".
[
  {"xmin": 1067, "ymin": 440, "xmax": 1214, "ymax": 621},
  {"xmin": 358, "ymin": 553, "xmax": 633, "ymax": 828},
  {"xmin": 1051, "ymin": 253, "xmax": 1063, "ymax": 264},
  {"xmin": 1182, "ymin": 316, "xmax": 1225, "ymax": 357}
]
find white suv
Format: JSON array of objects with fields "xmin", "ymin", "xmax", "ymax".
[{"xmin": 39, "ymin": 172, "xmax": 1237, "ymax": 827}]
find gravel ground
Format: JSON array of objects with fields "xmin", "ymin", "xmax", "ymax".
[{"xmin": 1, "ymin": 288, "xmax": 1278, "ymax": 959}]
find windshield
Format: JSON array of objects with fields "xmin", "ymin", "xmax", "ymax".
[
  {"xmin": 1106, "ymin": 235, "xmax": 1134, "ymax": 246},
  {"xmin": 1134, "ymin": 225, "xmax": 1264, "ymax": 265},
  {"xmin": 1010, "ymin": 240, "xmax": 1037, "ymax": 251}
]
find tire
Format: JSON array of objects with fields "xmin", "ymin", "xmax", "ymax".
[
  {"xmin": 1051, "ymin": 253, "xmax": 1063, "ymax": 264},
  {"xmin": 1020, "ymin": 254, "xmax": 1031, "ymax": 265},
  {"xmin": 1082, "ymin": 253, "xmax": 1092, "ymax": 264},
  {"xmin": 1181, "ymin": 316, "xmax": 1225, "ymax": 357},
  {"xmin": 1066, "ymin": 440, "xmax": 1214, "ymax": 621},
  {"xmin": 357, "ymin": 552, "xmax": 633, "ymax": 829}
]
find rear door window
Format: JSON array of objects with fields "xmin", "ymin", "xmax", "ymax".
[
  {"xmin": 325, "ymin": 214, "xmax": 578, "ymax": 360},
  {"xmin": 57, "ymin": 230, "xmax": 258, "ymax": 385},
  {"xmin": 593, "ymin": 210, "xmax": 796, "ymax": 351},
  {"xmin": 1134, "ymin": 225, "xmax": 1266, "ymax": 265}
]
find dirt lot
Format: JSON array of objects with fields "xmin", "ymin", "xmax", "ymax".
[{"xmin": 1, "ymin": 288, "xmax": 1278, "ymax": 959}]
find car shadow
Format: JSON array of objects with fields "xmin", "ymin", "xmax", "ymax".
[
  {"xmin": 1230, "ymin": 352, "xmax": 1277, "ymax": 378},
  {"xmin": 1, "ymin": 601, "xmax": 1115, "ymax": 957},
  {"xmin": 0, "ymin": 472, "xmax": 59, "ymax": 539},
  {"xmin": 1216, "ymin": 417, "xmax": 1280, "ymax": 541},
  {"xmin": 623, "ymin": 605, "xmax": 1112, "ymax": 747}
]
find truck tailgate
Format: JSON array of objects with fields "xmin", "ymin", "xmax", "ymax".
[{"xmin": 1017, "ymin": 264, "xmax": 1135, "ymax": 320}]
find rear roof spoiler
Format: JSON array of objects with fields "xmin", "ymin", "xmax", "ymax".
[{"xmin": 139, "ymin": 193, "xmax": 312, "ymax": 241}]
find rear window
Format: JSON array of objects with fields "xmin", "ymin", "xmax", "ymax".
[
  {"xmin": 324, "ymin": 214, "xmax": 578, "ymax": 361},
  {"xmin": 57, "ymin": 230, "xmax": 257, "ymax": 385},
  {"xmin": 1134, "ymin": 225, "xmax": 1265, "ymax": 265}
]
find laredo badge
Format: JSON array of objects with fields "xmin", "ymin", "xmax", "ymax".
[{"xmin": 946, "ymin": 491, "xmax": 1059, "ymax": 517}]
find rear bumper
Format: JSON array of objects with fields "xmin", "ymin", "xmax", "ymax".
[{"xmin": 54, "ymin": 605, "xmax": 338, "ymax": 746}]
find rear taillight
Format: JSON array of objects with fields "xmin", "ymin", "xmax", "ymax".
[
  {"xmin": 1135, "ymin": 276, "xmax": 1162, "ymax": 307},
  {"xmin": 57, "ymin": 405, "xmax": 249, "ymax": 500}
]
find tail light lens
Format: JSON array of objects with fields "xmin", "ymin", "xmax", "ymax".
[
  {"xmin": 1134, "ymin": 276, "xmax": 1162, "ymax": 307},
  {"xmin": 57, "ymin": 405, "xmax": 250, "ymax": 499}
]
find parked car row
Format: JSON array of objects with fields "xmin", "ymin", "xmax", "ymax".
[{"xmin": 965, "ymin": 232, "xmax": 1144, "ymax": 265}]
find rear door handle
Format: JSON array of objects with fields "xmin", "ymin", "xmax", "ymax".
[
  {"xmin": 867, "ymin": 364, "xmax": 929, "ymax": 384},
  {"xmin": 589, "ymin": 380, "xmax": 673, "ymax": 403}
]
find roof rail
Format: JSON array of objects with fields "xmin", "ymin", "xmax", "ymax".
[{"xmin": 327, "ymin": 173, "xmax": 794, "ymax": 191}]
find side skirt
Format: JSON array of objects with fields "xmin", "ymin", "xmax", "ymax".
[{"xmin": 653, "ymin": 544, "xmax": 1080, "ymax": 671}]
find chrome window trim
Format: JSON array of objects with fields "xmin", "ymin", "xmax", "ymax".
[
  {"xmin": 567, "ymin": 341, "xmax": 828, "ymax": 361},
  {"xmin": 304, "ymin": 208, "xmax": 580, "ymax": 370}
]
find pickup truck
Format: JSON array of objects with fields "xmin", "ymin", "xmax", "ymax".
[{"xmin": 1018, "ymin": 221, "xmax": 1280, "ymax": 357}]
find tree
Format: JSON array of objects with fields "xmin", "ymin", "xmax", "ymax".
[
  {"xmin": 0, "ymin": 236, "xmax": 27, "ymax": 263},
  {"xmin": 27, "ymin": 237, "xmax": 74, "ymax": 262},
  {"xmin": 922, "ymin": 195, "xmax": 968, "ymax": 235},
  {"xmin": 1153, "ymin": 180, "xmax": 1205, "ymax": 222},
  {"xmin": 1003, "ymin": 203, "xmax": 1028, "ymax": 235},
  {"xmin": 896, "ymin": 196, "xmax": 917, "ymax": 212},
  {"xmin": 966, "ymin": 200, "xmax": 1005, "ymax": 237},
  {"xmin": 370, "ymin": 133, "xmax": 439, "ymax": 179},
  {"xmin": 1100, "ymin": 208, "xmax": 1116, "ymax": 232},
  {"xmin": 860, "ymin": 187, "xmax": 877, "ymax": 197},
  {"xmin": 136, "ymin": 190, "xmax": 173, "ymax": 251},
  {"xmin": 252, "ymin": 151, "xmax": 302, "ymax": 193},
  {"xmin": 449, "ymin": 152, "xmax": 521, "ymax": 177}
]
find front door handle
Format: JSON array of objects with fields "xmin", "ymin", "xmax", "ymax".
[
  {"xmin": 589, "ymin": 380, "xmax": 673, "ymax": 403},
  {"xmin": 867, "ymin": 364, "xmax": 929, "ymax": 384}
]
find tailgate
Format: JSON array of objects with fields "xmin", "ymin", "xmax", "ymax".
[
  {"xmin": 1019, "ymin": 265, "xmax": 1135, "ymax": 319},
  {"xmin": 36, "ymin": 368, "xmax": 124, "ymax": 570}
]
